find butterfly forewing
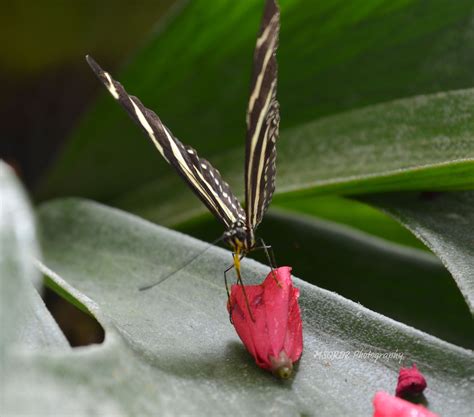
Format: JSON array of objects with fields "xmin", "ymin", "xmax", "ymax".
[
  {"xmin": 245, "ymin": 0, "xmax": 280, "ymax": 231},
  {"xmin": 86, "ymin": 56, "xmax": 245, "ymax": 229}
]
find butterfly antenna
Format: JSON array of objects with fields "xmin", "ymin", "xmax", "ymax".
[{"xmin": 139, "ymin": 235, "xmax": 225, "ymax": 291}]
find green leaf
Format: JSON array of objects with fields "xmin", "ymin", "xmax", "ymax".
[
  {"xmin": 0, "ymin": 162, "xmax": 68, "ymax": 353},
  {"xmin": 37, "ymin": 0, "xmax": 474, "ymax": 202},
  {"xmin": 363, "ymin": 191, "xmax": 474, "ymax": 315},
  {"xmin": 273, "ymin": 195, "xmax": 426, "ymax": 250},
  {"xmin": 24, "ymin": 198, "xmax": 472, "ymax": 416}
]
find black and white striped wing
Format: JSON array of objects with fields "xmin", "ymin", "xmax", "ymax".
[
  {"xmin": 244, "ymin": 0, "xmax": 280, "ymax": 231},
  {"xmin": 86, "ymin": 55, "xmax": 245, "ymax": 229}
]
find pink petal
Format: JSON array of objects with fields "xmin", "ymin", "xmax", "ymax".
[
  {"xmin": 228, "ymin": 283, "xmax": 262, "ymax": 364},
  {"xmin": 396, "ymin": 364, "xmax": 427, "ymax": 397},
  {"xmin": 228, "ymin": 266, "xmax": 303, "ymax": 372},
  {"xmin": 373, "ymin": 391, "xmax": 439, "ymax": 417},
  {"xmin": 284, "ymin": 285, "xmax": 303, "ymax": 362},
  {"xmin": 262, "ymin": 266, "xmax": 292, "ymax": 358}
]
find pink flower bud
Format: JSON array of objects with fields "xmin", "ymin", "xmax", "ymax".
[
  {"xmin": 396, "ymin": 364, "xmax": 427, "ymax": 397},
  {"xmin": 373, "ymin": 391, "xmax": 439, "ymax": 417},
  {"xmin": 228, "ymin": 266, "xmax": 303, "ymax": 378}
]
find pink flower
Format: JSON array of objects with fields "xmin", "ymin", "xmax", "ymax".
[
  {"xmin": 396, "ymin": 364, "xmax": 427, "ymax": 397},
  {"xmin": 228, "ymin": 266, "xmax": 303, "ymax": 378},
  {"xmin": 373, "ymin": 391, "xmax": 439, "ymax": 417}
]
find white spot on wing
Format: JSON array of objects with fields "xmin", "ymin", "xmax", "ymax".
[
  {"xmin": 247, "ymin": 83, "xmax": 275, "ymax": 226},
  {"xmin": 247, "ymin": 16, "xmax": 278, "ymax": 118},
  {"xmin": 129, "ymin": 98, "xmax": 165, "ymax": 157},
  {"xmin": 256, "ymin": 13, "xmax": 277, "ymax": 48},
  {"xmin": 104, "ymin": 72, "xmax": 119, "ymax": 99},
  {"xmin": 161, "ymin": 129, "xmax": 236, "ymax": 224}
]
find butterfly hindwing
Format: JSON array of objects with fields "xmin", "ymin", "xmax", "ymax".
[
  {"xmin": 245, "ymin": 0, "xmax": 280, "ymax": 231},
  {"xmin": 86, "ymin": 55, "xmax": 245, "ymax": 228}
]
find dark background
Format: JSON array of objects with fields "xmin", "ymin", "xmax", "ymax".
[{"xmin": 1, "ymin": 0, "xmax": 175, "ymax": 188}]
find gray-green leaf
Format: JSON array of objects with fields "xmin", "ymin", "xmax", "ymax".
[{"xmin": 0, "ymin": 161, "xmax": 68, "ymax": 353}]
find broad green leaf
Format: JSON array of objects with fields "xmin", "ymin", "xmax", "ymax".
[
  {"xmin": 23, "ymin": 198, "xmax": 472, "ymax": 416},
  {"xmin": 179, "ymin": 209, "xmax": 474, "ymax": 348},
  {"xmin": 109, "ymin": 88, "xmax": 474, "ymax": 227},
  {"xmin": 38, "ymin": 0, "xmax": 474, "ymax": 201},
  {"xmin": 272, "ymin": 195, "xmax": 426, "ymax": 250},
  {"xmin": 363, "ymin": 191, "xmax": 474, "ymax": 315},
  {"xmin": 0, "ymin": 162, "xmax": 68, "ymax": 353}
]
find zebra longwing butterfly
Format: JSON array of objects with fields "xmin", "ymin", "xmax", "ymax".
[{"xmin": 87, "ymin": 0, "xmax": 280, "ymax": 287}]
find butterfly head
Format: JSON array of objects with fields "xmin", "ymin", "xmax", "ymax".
[{"xmin": 224, "ymin": 221, "xmax": 255, "ymax": 254}]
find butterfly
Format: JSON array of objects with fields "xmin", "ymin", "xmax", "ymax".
[{"xmin": 87, "ymin": 0, "xmax": 280, "ymax": 293}]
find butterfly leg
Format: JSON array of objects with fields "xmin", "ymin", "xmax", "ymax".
[
  {"xmin": 256, "ymin": 238, "xmax": 278, "ymax": 268},
  {"xmin": 224, "ymin": 261, "xmax": 236, "ymax": 323},
  {"xmin": 223, "ymin": 253, "xmax": 246, "ymax": 294},
  {"xmin": 253, "ymin": 238, "xmax": 281, "ymax": 287},
  {"xmin": 224, "ymin": 252, "xmax": 255, "ymax": 322},
  {"xmin": 233, "ymin": 250, "xmax": 255, "ymax": 322},
  {"xmin": 224, "ymin": 255, "xmax": 244, "ymax": 302},
  {"xmin": 224, "ymin": 261, "xmax": 235, "ymax": 304}
]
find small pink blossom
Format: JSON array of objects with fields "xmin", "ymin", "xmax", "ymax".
[
  {"xmin": 373, "ymin": 391, "xmax": 439, "ymax": 417},
  {"xmin": 396, "ymin": 364, "xmax": 427, "ymax": 397},
  {"xmin": 228, "ymin": 266, "xmax": 303, "ymax": 378}
]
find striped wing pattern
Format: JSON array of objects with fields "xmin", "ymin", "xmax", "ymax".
[
  {"xmin": 245, "ymin": 0, "xmax": 280, "ymax": 231},
  {"xmin": 86, "ymin": 56, "xmax": 245, "ymax": 229}
]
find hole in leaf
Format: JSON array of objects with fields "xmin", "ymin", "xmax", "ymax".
[{"xmin": 42, "ymin": 286, "xmax": 104, "ymax": 346}]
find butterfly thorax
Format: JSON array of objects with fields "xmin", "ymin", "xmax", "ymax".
[{"xmin": 223, "ymin": 220, "xmax": 255, "ymax": 254}]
